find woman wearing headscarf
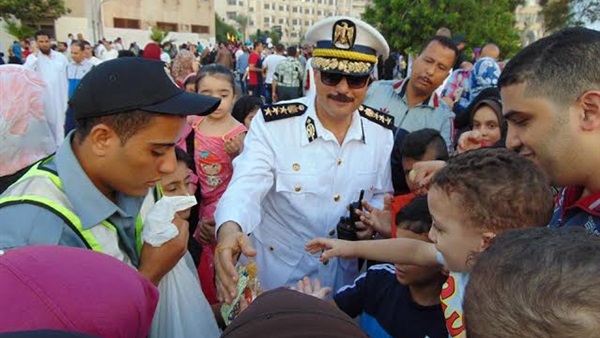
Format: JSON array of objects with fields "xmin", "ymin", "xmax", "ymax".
[
  {"xmin": 171, "ymin": 49, "xmax": 199, "ymax": 87},
  {"xmin": 0, "ymin": 65, "xmax": 57, "ymax": 193},
  {"xmin": 447, "ymin": 57, "xmax": 502, "ymax": 132}
]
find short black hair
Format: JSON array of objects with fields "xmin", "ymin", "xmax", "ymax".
[
  {"xmin": 70, "ymin": 40, "xmax": 85, "ymax": 51},
  {"xmin": 395, "ymin": 195, "xmax": 432, "ymax": 235},
  {"xmin": 253, "ymin": 40, "xmax": 263, "ymax": 48},
  {"xmin": 420, "ymin": 35, "xmax": 459, "ymax": 64},
  {"xmin": 174, "ymin": 146, "xmax": 193, "ymax": 169},
  {"xmin": 400, "ymin": 128, "xmax": 449, "ymax": 161},
  {"xmin": 287, "ymin": 46, "xmax": 297, "ymax": 57},
  {"xmin": 34, "ymin": 30, "xmax": 51, "ymax": 40},
  {"xmin": 232, "ymin": 95, "xmax": 263, "ymax": 124},
  {"xmin": 465, "ymin": 227, "xmax": 600, "ymax": 338},
  {"xmin": 499, "ymin": 27, "xmax": 600, "ymax": 107}
]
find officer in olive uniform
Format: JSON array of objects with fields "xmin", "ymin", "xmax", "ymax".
[{"xmin": 214, "ymin": 17, "xmax": 394, "ymax": 303}]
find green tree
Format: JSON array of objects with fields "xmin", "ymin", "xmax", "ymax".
[
  {"xmin": 149, "ymin": 26, "xmax": 169, "ymax": 44},
  {"xmin": 216, "ymin": 14, "xmax": 238, "ymax": 43},
  {"xmin": 3, "ymin": 19, "xmax": 35, "ymax": 40},
  {"xmin": 540, "ymin": 0, "xmax": 599, "ymax": 32},
  {"xmin": 234, "ymin": 14, "xmax": 249, "ymax": 40},
  {"xmin": 0, "ymin": 0, "xmax": 68, "ymax": 23},
  {"xmin": 362, "ymin": 0, "xmax": 522, "ymax": 58}
]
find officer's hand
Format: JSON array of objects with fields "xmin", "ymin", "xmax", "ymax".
[
  {"xmin": 305, "ymin": 238, "xmax": 356, "ymax": 263},
  {"xmin": 457, "ymin": 130, "xmax": 485, "ymax": 154},
  {"xmin": 139, "ymin": 215, "xmax": 189, "ymax": 285},
  {"xmin": 215, "ymin": 221, "xmax": 256, "ymax": 304},
  {"xmin": 354, "ymin": 221, "xmax": 374, "ymax": 240},
  {"xmin": 356, "ymin": 194, "xmax": 393, "ymax": 238},
  {"xmin": 197, "ymin": 219, "xmax": 217, "ymax": 245}
]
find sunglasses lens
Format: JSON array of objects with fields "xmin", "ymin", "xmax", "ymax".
[
  {"xmin": 320, "ymin": 71, "xmax": 369, "ymax": 89},
  {"xmin": 346, "ymin": 75, "xmax": 370, "ymax": 89},
  {"xmin": 320, "ymin": 72, "xmax": 342, "ymax": 86}
]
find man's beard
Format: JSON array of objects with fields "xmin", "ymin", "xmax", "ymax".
[{"xmin": 40, "ymin": 48, "xmax": 51, "ymax": 55}]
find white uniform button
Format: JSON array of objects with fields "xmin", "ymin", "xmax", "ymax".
[
  {"xmin": 334, "ymin": 194, "xmax": 341, "ymax": 202},
  {"xmin": 294, "ymin": 185, "xmax": 302, "ymax": 192}
]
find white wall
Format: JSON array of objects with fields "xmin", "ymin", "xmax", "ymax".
[
  {"xmin": 55, "ymin": 17, "xmax": 92, "ymax": 42},
  {"xmin": 102, "ymin": 27, "xmax": 215, "ymax": 48}
]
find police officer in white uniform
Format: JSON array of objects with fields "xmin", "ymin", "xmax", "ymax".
[{"xmin": 214, "ymin": 17, "xmax": 394, "ymax": 303}]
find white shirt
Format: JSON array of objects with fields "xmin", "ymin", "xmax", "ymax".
[
  {"xmin": 214, "ymin": 95, "xmax": 394, "ymax": 293},
  {"xmin": 263, "ymin": 53, "xmax": 286, "ymax": 84},
  {"xmin": 23, "ymin": 50, "xmax": 69, "ymax": 144}
]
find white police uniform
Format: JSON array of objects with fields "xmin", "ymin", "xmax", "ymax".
[{"xmin": 214, "ymin": 17, "xmax": 394, "ymax": 292}]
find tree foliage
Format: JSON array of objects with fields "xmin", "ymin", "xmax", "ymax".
[
  {"xmin": 362, "ymin": 0, "xmax": 522, "ymax": 58},
  {"xmin": 216, "ymin": 14, "xmax": 238, "ymax": 43},
  {"xmin": 540, "ymin": 0, "xmax": 599, "ymax": 32},
  {"xmin": 234, "ymin": 14, "xmax": 249, "ymax": 39},
  {"xmin": 3, "ymin": 19, "xmax": 35, "ymax": 40},
  {"xmin": 0, "ymin": 0, "xmax": 68, "ymax": 23}
]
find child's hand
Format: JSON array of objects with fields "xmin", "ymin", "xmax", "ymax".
[
  {"xmin": 356, "ymin": 194, "xmax": 393, "ymax": 238},
  {"xmin": 410, "ymin": 160, "xmax": 447, "ymax": 195},
  {"xmin": 457, "ymin": 130, "xmax": 485, "ymax": 154},
  {"xmin": 292, "ymin": 276, "xmax": 332, "ymax": 300},
  {"xmin": 224, "ymin": 133, "xmax": 245, "ymax": 156},
  {"xmin": 306, "ymin": 238, "xmax": 355, "ymax": 263}
]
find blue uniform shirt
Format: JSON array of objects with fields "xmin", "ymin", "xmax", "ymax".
[{"xmin": 0, "ymin": 132, "xmax": 145, "ymax": 266}]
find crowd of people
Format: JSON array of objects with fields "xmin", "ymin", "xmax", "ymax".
[{"xmin": 0, "ymin": 14, "xmax": 598, "ymax": 338}]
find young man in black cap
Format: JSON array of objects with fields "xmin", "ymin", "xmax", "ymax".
[{"xmin": 0, "ymin": 57, "xmax": 220, "ymax": 286}]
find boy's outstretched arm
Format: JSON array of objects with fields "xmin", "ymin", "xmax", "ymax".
[{"xmin": 306, "ymin": 237, "xmax": 440, "ymax": 267}]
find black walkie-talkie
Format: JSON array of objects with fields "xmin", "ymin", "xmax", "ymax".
[{"xmin": 336, "ymin": 190, "xmax": 365, "ymax": 241}]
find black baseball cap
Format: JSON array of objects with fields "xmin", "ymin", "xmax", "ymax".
[{"xmin": 69, "ymin": 58, "xmax": 220, "ymax": 119}]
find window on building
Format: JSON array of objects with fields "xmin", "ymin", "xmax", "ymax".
[
  {"xmin": 113, "ymin": 18, "xmax": 141, "ymax": 29},
  {"xmin": 249, "ymin": 7, "xmax": 254, "ymax": 12},
  {"xmin": 317, "ymin": 10, "xmax": 322, "ymax": 15},
  {"xmin": 279, "ymin": 5, "xmax": 284, "ymax": 11},
  {"xmin": 226, "ymin": 11, "xmax": 237, "ymax": 19},
  {"xmin": 293, "ymin": 6, "xmax": 298, "ymax": 12},
  {"xmin": 291, "ymin": 32, "xmax": 298, "ymax": 37},
  {"xmin": 279, "ymin": 18, "xmax": 284, "ymax": 24},
  {"xmin": 227, "ymin": 0, "xmax": 236, "ymax": 4},
  {"xmin": 264, "ymin": 3, "xmax": 270, "ymax": 9},
  {"xmin": 238, "ymin": 0, "xmax": 244, "ymax": 5},
  {"xmin": 191, "ymin": 25, "xmax": 209, "ymax": 34},
  {"xmin": 264, "ymin": 17, "xmax": 270, "ymax": 24},
  {"xmin": 305, "ymin": 8, "xmax": 309, "ymax": 14},
  {"xmin": 292, "ymin": 19, "xmax": 299, "ymax": 25},
  {"xmin": 329, "ymin": 0, "xmax": 334, "ymax": 4},
  {"xmin": 156, "ymin": 21, "xmax": 178, "ymax": 32}
]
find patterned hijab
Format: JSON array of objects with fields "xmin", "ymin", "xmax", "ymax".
[
  {"xmin": 456, "ymin": 57, "xmax": 501, "ymax": 110},
  {"xmin": 171, "ymin": 49, "xmax": 197, "ymax": 84}
]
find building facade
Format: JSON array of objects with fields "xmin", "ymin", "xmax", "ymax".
[
  {"xmin": 215, "ymin": 0, "xmax": 372, "ymax": 44},
  {"xmin": 0, "ymin": 0, "xmax": 215, "ymax": 53}
]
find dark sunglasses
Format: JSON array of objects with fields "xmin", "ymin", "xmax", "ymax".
[{"xmin": 319, "ymin": 71, "xmax": 370, "ymax": 89}]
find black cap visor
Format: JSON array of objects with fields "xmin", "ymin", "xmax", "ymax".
[{"xmin": 141, "ymin": 90, "xmax": 221, "ymax": 116}]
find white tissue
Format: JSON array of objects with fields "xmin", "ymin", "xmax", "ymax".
[{"xmin": 142, "ymin": 195, "xmax": 197, "ymax": 247}]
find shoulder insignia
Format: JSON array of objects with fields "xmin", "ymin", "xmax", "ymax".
[
  {"xmin": 358, "ymin": 104, "xmax": 394, "ymax": 130},
  {"xmin": 262, "ymin": 102, "xmax": 307, "ymax": 122},
  {"xmin": 305, "ymin": 116, "xmax": 318, "ymax": 143}
]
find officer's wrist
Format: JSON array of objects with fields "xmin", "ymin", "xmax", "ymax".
[{"xmin": 217, "ymin": 221, "xmax": 243, "ymax": 242}]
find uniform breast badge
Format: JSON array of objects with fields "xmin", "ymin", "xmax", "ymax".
[{"xmin": 305, "ymin": 117, "xmax": 318, "ymax": 142}]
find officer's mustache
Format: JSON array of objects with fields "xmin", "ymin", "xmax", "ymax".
[{"xmin": 327, "ymin": 93, "xmax": 353, "ymax": 102}]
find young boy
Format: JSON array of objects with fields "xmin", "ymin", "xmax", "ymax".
[
  {"xmin": 362, "ymin": 129, "xmax": 449, "ymax": 238},
  {"xmin": 307, "ymin": 148, "xmax": 555, "ymax": 338},
  {"xmin": 464, "ymin": 227, "xmax": 600, "ymax": 338},
  {"xmin": 299, "ymin": 196, "xmax": 448, "ymax": 338}
]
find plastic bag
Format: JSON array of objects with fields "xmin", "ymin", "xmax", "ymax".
[{"xmin": 144, "ymin": 195, "xmax": 220, "ymax": 338}]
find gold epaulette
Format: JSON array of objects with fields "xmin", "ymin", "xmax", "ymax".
[
  {"xmin": 358, "ymin": 104, "xmax": 394, "ymax": 130},
  {"xmin": 262, "ymin": 102, "xmax": 308, "ymax": 122}
]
